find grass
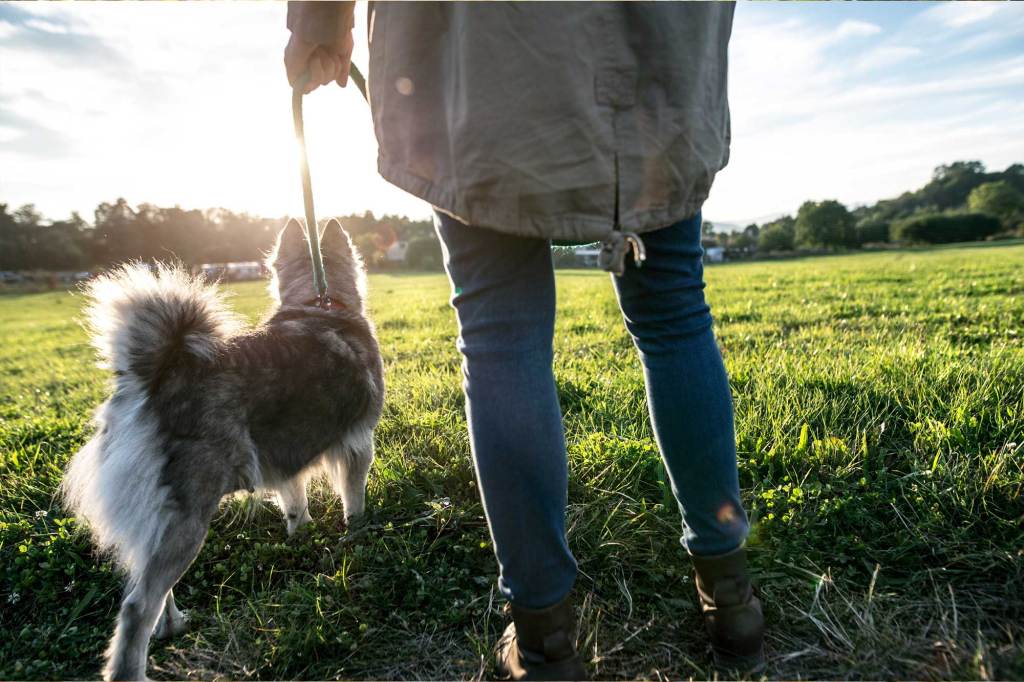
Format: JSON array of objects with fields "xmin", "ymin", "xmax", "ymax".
[{"xmin": 1, "ymin": 244, "xmax": 1023, "ymax": 680}]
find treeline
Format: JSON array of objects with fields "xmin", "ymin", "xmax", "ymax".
[
  {"xmin": 704, "ymin": 161, "xmax": 1024, "ymax": 256},
  {"xmin": 4, "ymin": 160, "xmax": 1023, "ymax": 273},
  {"xmin": 0, "ymin": 199, "xmax": 441, "ymax": 272}
]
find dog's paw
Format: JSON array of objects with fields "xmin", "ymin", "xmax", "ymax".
[
  {"xmin": 341, "ymin": 509, "xmax": 374, "ymax": 534},
  {"xmin": 153, "ymin": 609, "xmax": 188, "ymax": 640},
  {"xmin": 103, "ymin": 662, "xmax": 147, "ymax": 682}
]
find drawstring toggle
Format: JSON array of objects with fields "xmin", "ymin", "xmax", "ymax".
[{"xmin": 599, "ymin": 231, "xmax": 647, "ymax": 276}]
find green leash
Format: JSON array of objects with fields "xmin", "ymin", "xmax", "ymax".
[{"xmin": 291, "ymin": 64, "xmax": 368, "ymax": 307}]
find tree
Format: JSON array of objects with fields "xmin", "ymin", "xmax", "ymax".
[
  {"xmin": 920, "ymin": 161, "xmax": 990, "ymax": 213},
  {"xmin": 701, "ymin": 220, "xmax": 715, "ymax": 236},
  {"xmin": 967, "ymin": 181, "xmax": 1023, "ymax": 229},
  {"xmin": 92, "ymin": 198, "xmax": 138, "ymax": 265},
  {"xmin": 0, "ymin": 199, "xmax": 444, "ymax": 272},
  {"xmin": 853, "ymin": 160, "xmax": 1020, "ymax": 227},
  {"xmin": 37, "ymin": 213, "xmax": 88, "ymax": 270},
  {"xmin": 757, "ymin": 216, "xmax": 795, "ymax": 252},
  {"xmin": 405, "ymin": 236, "xmax": 443, "ymax": 270},
  {"xmin": 0, "ymin": 203, "xmax": 29, "ymax": 270},
  {"xmin": 352, "ymin": 232, "xmax": 381, "ymax": 268},
  {"xmin": 1004, "ymin": 164, "xmax": 1024, "ymax": 194},
  {"xmin": 795, "ymin": 200, "xmax": 855, "ymax": 249},
  {"xmin": 13, "ymin": 204, "xmax": 44, "ymax": 227},
  {"xmin": 743, "ymin": 223, "xmax": 760, "ymax": 240},
  {"xmin": 0, "ymin": 205, "xmax": 92, "ymax": 271},
  {"xmin": 729, "ymin": 232, "xmax": 755, "ymax": 252}
]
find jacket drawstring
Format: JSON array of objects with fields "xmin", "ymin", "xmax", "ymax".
[{"xmin": 598, "ymin": 231, "xmax": 647, "ymax": 276}]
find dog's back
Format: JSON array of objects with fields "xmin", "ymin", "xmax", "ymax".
[{"xmin": 228, "ymin": 308, "xmax": 384, "ymax": 482}]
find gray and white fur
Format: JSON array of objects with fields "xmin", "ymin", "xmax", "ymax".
[{"xmin": 61, "ymin": 219, "xmax": 384, "ymax": 680}]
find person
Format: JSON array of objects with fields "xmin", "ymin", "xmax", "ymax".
[{"xmin": 284, "ymin": 2, "xmax": 764, "ymax": 678}]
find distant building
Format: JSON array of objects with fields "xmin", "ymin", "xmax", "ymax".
[
  {"xmin": 573, "ymin": 246, "xmax": 601, "ymax": 267},
  {"xmin": 704, "ymin": 246, "xmax": 726, "ymax": 263},
  {"xmin": 201, "ymin": 261, "xmax": 266, "ymax": 282},
  {"xmin": 385, "ymin": 241, "xmax": 410, "ymax": 263}
]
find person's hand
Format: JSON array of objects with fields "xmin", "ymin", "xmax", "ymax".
[{"xmin": 284, "ymin": 28, "xmax": 353, "ymax": 94}]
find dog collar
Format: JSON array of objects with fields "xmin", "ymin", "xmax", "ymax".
[{"xmin": 304, "ymin": 294, "xmax": 338, "ymax": 311}]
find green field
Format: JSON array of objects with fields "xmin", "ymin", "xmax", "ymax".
[{"xmin": 2, "ymin": 244, "xmax": 1023, "ymax": 680}]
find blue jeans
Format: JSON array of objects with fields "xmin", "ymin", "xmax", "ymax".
[{"xmin": 435, "ymin": 211, "xmax": 749, "ymax": 609}]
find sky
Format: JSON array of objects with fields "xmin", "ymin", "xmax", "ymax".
[{"xmin": 2, "ymin": 1, "xmax": 1023, "ymax": 228}]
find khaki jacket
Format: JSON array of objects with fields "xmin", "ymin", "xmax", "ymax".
[{"xmin": 288, "ymin": 2, "xmax": 735, "ymax": 245}]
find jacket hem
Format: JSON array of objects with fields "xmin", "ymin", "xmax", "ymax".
[{"xmin": 378, "ymin": 157, "xmax": 705, "ymax": 243}]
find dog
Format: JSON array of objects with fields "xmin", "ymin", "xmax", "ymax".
[{"xmin": 61, "ymin": 218, "xmax": 384, "ymax": 680}]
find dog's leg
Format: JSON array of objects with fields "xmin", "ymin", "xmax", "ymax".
[
  {"xmin": 340, "ymin": 451, "xmax": 371, "ymax": 521},
  {"xmin": 152, "ymin": 589, "xmax": 187, "ymax": 640},
  {"xmin": 104, "ymin": 515, "xmax": 208, "ymax": 681},
  {"xmin": 325, "ymin": 429, "xmax": 374, "ymax": 522},
  {"xmin": 276, "ymin": 476, "xmax": 312, "ymax": 535}
]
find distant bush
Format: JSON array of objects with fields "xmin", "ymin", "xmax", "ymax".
[
  {"xmin": 891, "ymin": 212, "xmax": 1002, "ymax": 244},
  {"xmin": 855, "ymin": 220, "xmax": 890, "ymax": 245}
]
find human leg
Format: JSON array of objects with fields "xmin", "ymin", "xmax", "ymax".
[{"xmin": 612, "ymin": 213, "xmax": 764, "ymax": 669}]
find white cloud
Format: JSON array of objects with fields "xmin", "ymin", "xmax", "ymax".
[
  {"xmin": 705, "ymin": 6, "xmax": 1024, "ymax": 223},
  {"xmin": 854, "ymin": 45, "xmax": 922, "ymax": 72},
  {"xmin": 929, "ymin": 2, "xmax": 1002, "ymax": 29},
  {"xmin": 9, "ymin": 3, "xmax": 70, "ymax": 20},
  {"xmin": 23, "ymin": 18, "xmax": 69, "ymax": 34},
  {"xmin": 828, "ymin": 55, "xmax": 1024, "ymax": 110},
  {"xmin": 835, "ymin": 20, "xmax": 882, "ymax": 39},
  {"xmin": 0, "ymin": 20, "xmax": 16, "ymax": 39}
]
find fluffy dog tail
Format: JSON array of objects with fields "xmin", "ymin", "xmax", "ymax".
[
  {"xmin": 83, "ymin": 262, "xmax": 240, "ymax": 392},
  {"xmin": 62, "ymin": 263, "xmax": 239, "ymax": 576}
]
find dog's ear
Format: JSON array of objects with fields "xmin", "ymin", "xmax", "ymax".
[
  {"xmin": 276, "ymin": 218, "xmax": 308, "ymax": 258},
  {"xmin": 321, "ymin": 218, "xmax": 367, "ymax": 304},
  {"xmin": 321, "ymin": 218, "xmax": 355, "ymax": 258}
]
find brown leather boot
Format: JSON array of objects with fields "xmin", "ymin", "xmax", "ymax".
[
  {"xmin": 494, "ymin": 594, "xmax": 588, "ymax": 681},
  {"xmin": 692, "ymin": 547, "xmax": 766, "ymax": 673}
]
